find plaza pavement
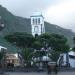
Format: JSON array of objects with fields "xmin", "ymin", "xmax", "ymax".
[{"xmin": 5, "ymin": 72, "xmax": 75, "ymax": 75}]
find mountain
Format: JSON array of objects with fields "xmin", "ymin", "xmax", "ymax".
[{"xmin": 0, "ymin": 5, "xmax": 75, "ymax": 52}]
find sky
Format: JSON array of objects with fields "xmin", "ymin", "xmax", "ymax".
[{"xmin": 0, "ymin": 0, "xmax": 75, "ymax": 32}]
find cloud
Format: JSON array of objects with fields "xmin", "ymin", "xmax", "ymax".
[
  {"xmin": 0, "ymin": 0, "xmax": 64, "ymax": 17},
  {"xmin": 0, "ymin": 0, "xmax": 51, "ymax": 17},
  {"xmin": 0, "ymin": 0, "xmax": 75, "ymax": 31},
  {"xmin": 44, "ymin": 0, "xmax": 75, "ymax": 31}
]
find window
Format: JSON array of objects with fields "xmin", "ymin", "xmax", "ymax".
[
  {"xmin": 32, "ymin": 18, "xmax": 38, "ymax": 25},
  {"xmin": 33, "ymin": 18, "xmax": 35, "ymax": 24},
  {"xmin": 38, "ymin": 18, "xmax": 40, "ymax": 24},
  {"xmin": 35, "ymin": 18, "xmax": 37, "ymax": 24},
  {"xmin": 33, "ymin": 18, "xmax": 37, "ymax": 24}
]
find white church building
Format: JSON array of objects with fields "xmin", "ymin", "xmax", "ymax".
[{"xmin": 30, "ymin": 12, "xmax": 45, "ymax": 36}]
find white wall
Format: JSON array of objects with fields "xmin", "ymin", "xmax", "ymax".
[{"xmin": 31, "ymin": 15, "xmax": 45, "ymax": 36}]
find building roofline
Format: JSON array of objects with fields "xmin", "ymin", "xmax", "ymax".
[{"xmin": 30, "ymin": 15, "xmax": 44, "ymax": 18}]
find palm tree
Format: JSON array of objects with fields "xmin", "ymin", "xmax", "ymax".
[{"xmin": 22, "ymin": 48, "xmax": 34, "ymax": 67}]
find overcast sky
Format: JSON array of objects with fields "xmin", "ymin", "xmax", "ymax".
[{"xmin": 0, "ymin": 0, "xmax": 75, "ymax": 32}]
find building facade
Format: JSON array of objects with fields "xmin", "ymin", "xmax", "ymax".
[
  {"xmin": 5, "ymin": 53, "xmax": 20, "ymax": 67},
  {"xmin": 30, "ymin": 12, "xmax": 45, "ymax": 36}
]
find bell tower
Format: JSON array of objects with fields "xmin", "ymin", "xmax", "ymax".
[{"xmin": 30, "ymin": 12, "xmax": 45, "ymax": 36}]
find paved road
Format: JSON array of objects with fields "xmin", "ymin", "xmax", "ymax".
[{"xmin": 5, "ymin": 72, "xmax": 75, "ymax": 75}]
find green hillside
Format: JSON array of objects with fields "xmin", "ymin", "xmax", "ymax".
[{"xmin": 0, "ymin": 5, "xmax": 75, "ymax": 52}]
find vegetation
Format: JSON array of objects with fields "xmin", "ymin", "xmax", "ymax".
[
  {"xmin": 22, "ymin": 48, "xmax": 34, "ymax": 67},
  {"xmin": 0, "ymin": 5, "xmax": 71, "ymax": 67},
  {"xmin": 38, "ymin": 33, "xmax": 70, "ymax": 63},
  {"xmin": 49, "ymin": 51, "xmax": 60, "ymax": 62},
  {"xmin": 0, "ymin": 51, "xmax": 4, "ymax": 61},
  {"xmin": 5, "ymin": 32, "xmax": 35, "ymax": 48},
  {"xmin": 72, "ymin": 37, "xmax": 75, "ymax": 52},
  {"xmin": 5, "ymin": 32, "xmax": 70, "ymax": 66}
]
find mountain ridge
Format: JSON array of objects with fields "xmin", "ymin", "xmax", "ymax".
[{"xmin": 0, "ymin": 5, "xmax": 75, "ymax": 48}]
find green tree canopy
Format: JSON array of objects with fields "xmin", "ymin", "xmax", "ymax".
[
  {"xmin": 4, "ymin": 32, "xmax": 35, "ymax": 48},
  {"xmin": 72, "ymin": 37, "xmax": 75, "ymax": 52},
  {"xmin": 39, "ymin": 33, "xmax": 69, "ymax": 53}
]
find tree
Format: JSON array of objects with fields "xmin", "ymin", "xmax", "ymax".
[
  {"xmin": 22, "ymin": 48, "xmax": 34, "ymax": 67},
  {"xmin": 4, "ymin": 32, "xmax": 70, "ymax": 67},
  {"xmin": 4, "ymin": 32, "xmax": 35, "ymax": 48},
  {"xmin": 49, "ymin": 51, "xmax": 60, "ymax": 62},
  {"xmin": 32, "ymin": 41, "xmax": 42, "ymax": 50},
  {"xmin": 0, "ymin": 51, "xmax": 3, "ymax": 62},
  {"xmin": 38, "ymin": 33, "xmax": 69, "ymax": 53},
  {"xmin": 5, "ymin": 32, "xmax": 36, "ymax": 67},
  {"xmin": 38, "ymin": 33, "xmax": 51, "ymax": 48},
  {"xmin": 50, "ymin": 33, "xmax": 70, "ymax": 67},
  {"xmin": 72, "ymin": 47, "xmax": 75, "ymax": 52},
  {"xmin": 38, "ymin": 33, "xmax": 70, "ymax": 66},
  {"xmin": 72, "ymin": 37, "xmax": 75, "ymax": 52},
  {"xmin": 73, "ymin": 37, "xmax": 75, "ymax": 43},
  {"xmin": 0, "ymin": 49, "xmax": 6, "ymax": 68},
  {"xmin": 50, "ymin": 33, "xmax": 69, "ymax": 52}
]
